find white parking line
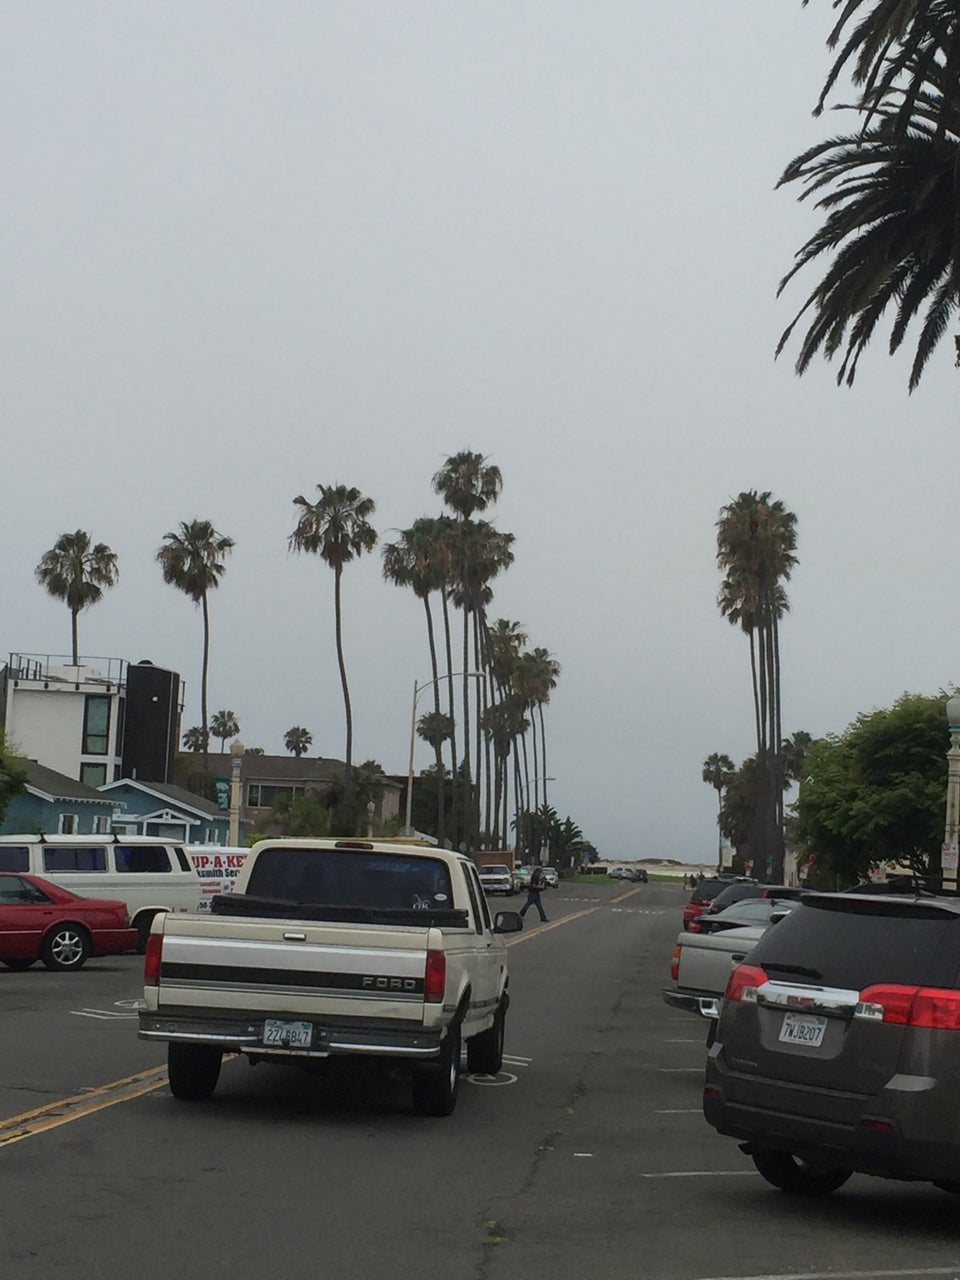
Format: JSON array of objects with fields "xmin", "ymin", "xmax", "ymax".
[
  {"xmin": 70, "ymin": 1009, "xmax": 138, "ymax": 1020},
  {"xmin": 697, "ymin": 1270, "xmax": 960, "ymax": 1280},
  {"xmin": 655, "ymin": 1108, "xmax": 702, "ymax": 1114},
  {"xmin": 641, "ymin": 1170, "xmax": 757, "ymax": 1178}
]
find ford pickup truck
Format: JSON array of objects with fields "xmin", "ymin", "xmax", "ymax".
[{"xmin": 139, "ymin": 838, "xmax": 522, "ymax": 1116}]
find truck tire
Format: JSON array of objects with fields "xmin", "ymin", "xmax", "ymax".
[
  {"xmin": 412, "ymin": 1021, "xmax": 461, "ymax": 1117},
  {"xmin": 167, "ymin": 1043, "xmax": 222, "ymax": 1101},
  {"xmin": 466, "ymin": 1002, "xmax": 505, "ymax": 1075}
]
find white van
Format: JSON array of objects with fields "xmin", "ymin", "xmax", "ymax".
[
  {"xmin": 184, "ymin": 845, "xmax": 250, "ymax": 909},
  {"xmin": 0, "ymin": 834, "xmax": 205, "ymax": 948}
]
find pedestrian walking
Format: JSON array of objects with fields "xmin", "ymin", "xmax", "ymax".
[{"xmin": 520, "ymin": 865, "xmax": 549, "ymax": 923}]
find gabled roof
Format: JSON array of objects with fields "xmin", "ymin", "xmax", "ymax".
[
  {"xmin": 22, "ymin": 760, "xmax": 115, "ymax": 806},
  {"xmin": 100, "ymin": 778, "xmax": 224, "ymax": 819}
]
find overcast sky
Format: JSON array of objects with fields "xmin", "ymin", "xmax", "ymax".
[{"xmin": 3, "ymin": 3, "xmax": 957, "ymax": 863}]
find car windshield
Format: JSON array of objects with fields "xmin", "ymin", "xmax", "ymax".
[
  {"xmin": 246, "ymin": 847, "xmax": 454, "ymax": 912},
  {"xmin": 482, "ymin": 866, "xmax": 510, "ymax": 875}
]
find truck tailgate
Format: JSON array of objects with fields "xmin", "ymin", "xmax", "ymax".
[{"xmin": 147, "ymin": 914, "xmax": 439, "ymax": 1023}]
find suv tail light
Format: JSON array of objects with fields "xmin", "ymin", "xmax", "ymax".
[
  {"xmin": 670, "ymin": 944, "xmax": 681, "ymax": 982},
  {"xmin": 858, "ymin": 984, "xmax": 960, "ymax": 1030},
  {"xmin": 424, "ymin": 948, "xmax": 446, "ymax": 1003},
  {"xmin": 144, "ymin": 932, "xmax": 163, "ymax": 986},
  {"xmin": 725, "ymin": 963, "xmax": 768, "ymax": 1004}
]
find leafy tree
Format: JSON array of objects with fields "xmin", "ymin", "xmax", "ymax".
[
  {"xmin": 793, "ymin": 693, "xmax": 948, "ymax": 886},
  {"xmin": 156, "ymin": 519, "xmax": 235, "ymax": 764},
  {"xmin": 284, "ymin": 726, "xmax": 313, "ymax": 758},
  {"xmin": 270, "ymin": 792, "xmax": 331, "ymax": 838},
  {"xmin": 290, "ymin": 484, "xmax": 377, "ymax": 801},
  {"xmin": 182, "ymin": 725, "xmax": 206, "ymax": 753},
  {"xmin": 0, "ymin": 733, "xmax": 28, "ymax": 827},
  {"xmin": 244, "ymin": 746, "xmax": 265, "ymax": 756},
  {"xmin": 716, "ymin": 491, "xmax": 798, "ymax": 879},
  {"xmin": 210, "ymin": 709, "xmax": 239, "ymax": 752},
  {"xmin": 35, "ymin": 530, "xmax": 119, "ymax": 665},
  {"xmin": 702, "ymin": 752, "xmax": 736, "ymax": 867}
]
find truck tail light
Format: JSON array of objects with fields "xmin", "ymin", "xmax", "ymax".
[
  {"xmin": 670, "ymin": 945, "xmax": 681, "ymax": 982},
  {"xmin": 725, "ymin": 963, "xmax": 768, "ymax": 1004},
  {"xmin": 144, "ymin": 932, "xmax": 163, "ymax": 986},
  {"xmin": 858, "ymin": 984, "xmax": 960, "ymax": 1030},
  {"xmin": 424, "ymin": 949, "xmax": 446, "ymax": 1003}
]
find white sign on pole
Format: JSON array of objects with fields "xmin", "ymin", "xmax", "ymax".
[{"xmin": 942, "ymin": 842, "xmax": 959, "ymax": 873}]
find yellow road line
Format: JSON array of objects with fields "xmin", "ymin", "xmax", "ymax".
[
  {"xmin": 0, "ymin": 1066, "xmax": 168, "ymax": 1149},
  {"xmin": 610, "ymin": 886, "xmax": 645, "ymax": 905},
  {"xmin": 507, "ymin": 904, "xmax": 599, "ymax": 945}
]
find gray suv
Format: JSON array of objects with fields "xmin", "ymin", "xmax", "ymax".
[{"xmin": 704, "ymin": 892, "xmax": 960, "ymax": 1196}]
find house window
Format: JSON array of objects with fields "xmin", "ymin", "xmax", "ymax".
[
  {"xmin": 247, "ymin": 784, "xmax": 303, "ymax": 809},
  {"xmin": 44, "ymin": 845, "xmax": 107, "ymax": 871},
  {"xmin": 92, "ymin": 814, "xmax": 111, "ymax": 834},
  {"xmin": 82, "ymin": 695, "xmax": 111, "ymax": 755},
  {"xmin": 80, "ymin": 763, "xmax": 108, "ymax": 788},
  {"xmin": 58, "ymin": 813, "xmax": 79, "ymax": 835}
]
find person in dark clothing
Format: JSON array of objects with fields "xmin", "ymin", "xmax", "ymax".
[{"xmin": 520, "ymin": 865, "xmax": 548, "ymax": 922}]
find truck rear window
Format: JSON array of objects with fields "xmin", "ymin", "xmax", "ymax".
[{"xmin": 245, "ymin": 847, "xmax": 454, "ymax": 913}]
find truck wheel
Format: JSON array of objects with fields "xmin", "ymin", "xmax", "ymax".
[
  {"xmin": 466, "ymin": 1003, "xmax": 505, "ymax": 1075},
  {"xmin": 167, "ymin": 1043, "xmax": 222, "ymax": 1101},
  {"xmin": 751, "ymin": 1150, "xmax": 851, "ymax": 1196},
  {"xmin": 41, "ymin": 925, "xmax": 91, "ymax": 971},
  {"xmin": 412, "ymin": 1022, "xmax": 461, "ymax": 1117}
]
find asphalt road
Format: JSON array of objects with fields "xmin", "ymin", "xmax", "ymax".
[{"xmin": 2, "ymin": 881, "xmax": 960, "ymax": 1280}]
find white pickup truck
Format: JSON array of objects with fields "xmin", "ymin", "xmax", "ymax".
[
  {"xmin": 139, "ymin": 838, "xmax": 522, "ymax": 1116},
  {"xmin": 661, "ymin": 925, "xmax": 768, "ymax": 1021}
]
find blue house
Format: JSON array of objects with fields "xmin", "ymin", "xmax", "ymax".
[
  {"xmin": 99, "ymin": 779, "xmax": 229, "ymax": 845},
  {"xmin": 2, "ymin": 760, "xmax": 119, "ymax": 835}
]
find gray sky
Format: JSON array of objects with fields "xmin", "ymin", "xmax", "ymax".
[{"xmin": 3, "ymin": 3, "xmax": 957, "ymax": 862}]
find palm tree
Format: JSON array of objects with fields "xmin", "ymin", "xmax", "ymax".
[
  {"xmin": 182, "ymin": 726, "xmax": 206, "ymax": 753},
  {"xmin": 35, "ymin": 530, "xmax": 119, "ymax": 665},
  {"xmin": 416, "ymin": 710, "xmax": 454, "ymax": 839},
  {"xmin": 157, "ymin": 520, "xmax": 234, "ymax": 765},
  {"xmin": 528, "ymin": 647, "xmax": 560, "ymax": 812},
  {"xmin": 716, "ymin": 492, "xmax": 798, "ymax": 880},
  {"xmin": 210, "ymin": 710, "xmax": 239, "ymax": 752},
  {"xmin": 777, "ymin": 64, "xmax": 960, "ymax": 391},
  {"xmin": 803, "ymin": 0, "xmax": 960, "ymax": 132},
  {"xmin": 702, "ymin": 752, "xmax": 736, "ymax": 869},
  {"xmin": 290, "ymin": 484, "xmax": 377, "ymax": 799},
  {"xmin": 284, "ymin": 726, "xmax": 313, "ymax": 758}
]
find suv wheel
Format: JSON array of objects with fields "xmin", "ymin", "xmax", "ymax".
[{"xmin": 751, "ymin": 1150, "xmax": 851, "ymax": 1196}]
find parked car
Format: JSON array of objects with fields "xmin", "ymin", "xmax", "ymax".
[
  {"xmin": 689, "ymin": 897, "xmax": 797, "ymax": 935},
  {"xmin": 664, "ymin": 921, "xmax": 770, "ymax": 1019},
  {"xmin": 683, "ymin": 877, "xmax": 755, "ymax": 930},
  {"xmin": 478, "ymin": 864, "xmax": 513, "ymax": 896},
  {"xmin": 542, "ymin": 867, "xmax": 559, "ymax": 888},
  {"xmin": 702, "ymin": 882, "xmax": 801, "ymax": 916},
  {"xmin": 608, "ymin": 867, "xmax": 626, "ymax": 880},
  {"xmin": 704, "ymin": 891, "xmax": 960, "ymax": 1195},
  {"xmin": 0, "ymin": 872, "xmax": 138, "ymax": 971},
  {"xmin": 511, "ymin": 865, "xmax": 533, "ymax": 892}
]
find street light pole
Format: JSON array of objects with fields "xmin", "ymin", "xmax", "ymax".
[
  {"xmin": 943, "ymin": 695, "xmax": 960, "ymax": 891},
  {"xmin": 228, "ymin": 739, "xmax": 245, "ymax": 846},
  {"xmin": 404, "ymin": 671, "xmax": 483, "ymax": 838}
]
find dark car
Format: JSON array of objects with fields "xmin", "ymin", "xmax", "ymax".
[
  {"xmin": 622, "ymin": 866, "xmax": 648, "ymax": 883},
  {"xmin": 682, "ymin": 877, "xmax": 755, "ymax": 930},
  {"xmin": 703, "ymin": 882, "xmax": 803, "ymax": 916},
  {"xmin": 704, "ymin": 892, "xmax": 960, "ymax": 1196},
  {"xmin": 688, "ymin": 897, "xmax": 797, "ymax": 935}
]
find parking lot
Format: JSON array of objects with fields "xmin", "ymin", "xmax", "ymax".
[{"xmin": 1, "ymin": 880, "xmax": 959, "ymax": 1279}]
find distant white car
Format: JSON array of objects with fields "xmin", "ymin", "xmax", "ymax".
[
  {"xmin": 478, "ymin": 864, "xmax": 513, "ymax": 896},
  {"xmin": 511, "ymin": 865, "xmax": 533, "ymax": 892},
  {"xmin": 541, "ymin": 867, "xmax": 559, "ymax": 888}
]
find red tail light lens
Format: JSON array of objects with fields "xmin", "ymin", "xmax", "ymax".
[
  {"xmin": 670, "ymin": 945, "xmax": 681, "ymax": 982},
  {"xmin": 859, "ymin": 984, "xmax": 960, "ymax": 1030},
  {"xmin": 424, "ymin": 948, "xmax": 446, "ymax": 1003},
  {"xmin": 144, "ymin": 932, "xmax": 162, "ymax": 986},
  {"xmin": 688, "ymin": 920, "xmax": 701, "ymax": 934},
  {"xmin": 724, "ymin": 963, "xmax": 768, "ymax": 1003}
]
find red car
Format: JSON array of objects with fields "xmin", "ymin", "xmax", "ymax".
[{"xmin": 0, "ymin": 872, "xmax": 138, "ymax": 972}]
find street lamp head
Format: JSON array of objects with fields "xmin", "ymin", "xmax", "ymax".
[
  {"xmin": 947, "ymin": 696, "xmax": 960, "ymax": 734},
  {"xmin": 230, "ymin": 739, "xmax": 245, "ymax": 758}
]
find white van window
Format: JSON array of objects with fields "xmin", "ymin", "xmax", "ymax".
[
  {"xmin": 43, "ymin": 846, "xmax": 107, "ymax": 873},
  {"xmin": 0, "ymin": 847, "xmax": 29, "ymax": 872},
  {"xmin": 114, "ymin": 845, "xmax": 171, "ymax": 874}
]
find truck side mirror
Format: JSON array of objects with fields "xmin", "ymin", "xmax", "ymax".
[{"xmin": 493, "ymin": 910, "xmax": 523, "ymax": 934}]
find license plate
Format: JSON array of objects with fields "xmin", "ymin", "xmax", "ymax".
[
  {"xmin": 262, "ymin": 1019, "xmax": 313, "ymax": 1048},
  {"xmin": 778, "ymin": 1011, "xmax": 827, "ymax": 1047}
]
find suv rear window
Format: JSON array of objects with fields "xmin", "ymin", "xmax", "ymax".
[
  {"xmin": 747, "ymin": 897, "xmax": 960, "ymax": 989},
  {"xmin": 246, "ymin": 846, "xmax": 454, "ymax": 913}
]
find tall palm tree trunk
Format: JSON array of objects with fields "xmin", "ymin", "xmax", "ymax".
[
  {"xmin": 423, "ymin": 595, "xmax": 445, "ymax": 846},
  {"xmin": 333, "ymin": 563, "xmax": 353, "ymax": 800},
  {"xmin": 461, "ymin": 604, "xmax": 472, "ymax": 849},
  {"xmin": 201, "ymin": 592, "xmax": 211, "ymax": 773},
  {"xmin": 70, "ymin": 609, "xmax": 80, "ymax": 666},
  {"xmin": 538, "ymin": 704, "xmax": 548, "ymax": 811},
  {"xmin": 441, "ymin": 591, "xmax": 458, "ymax": 844}
]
